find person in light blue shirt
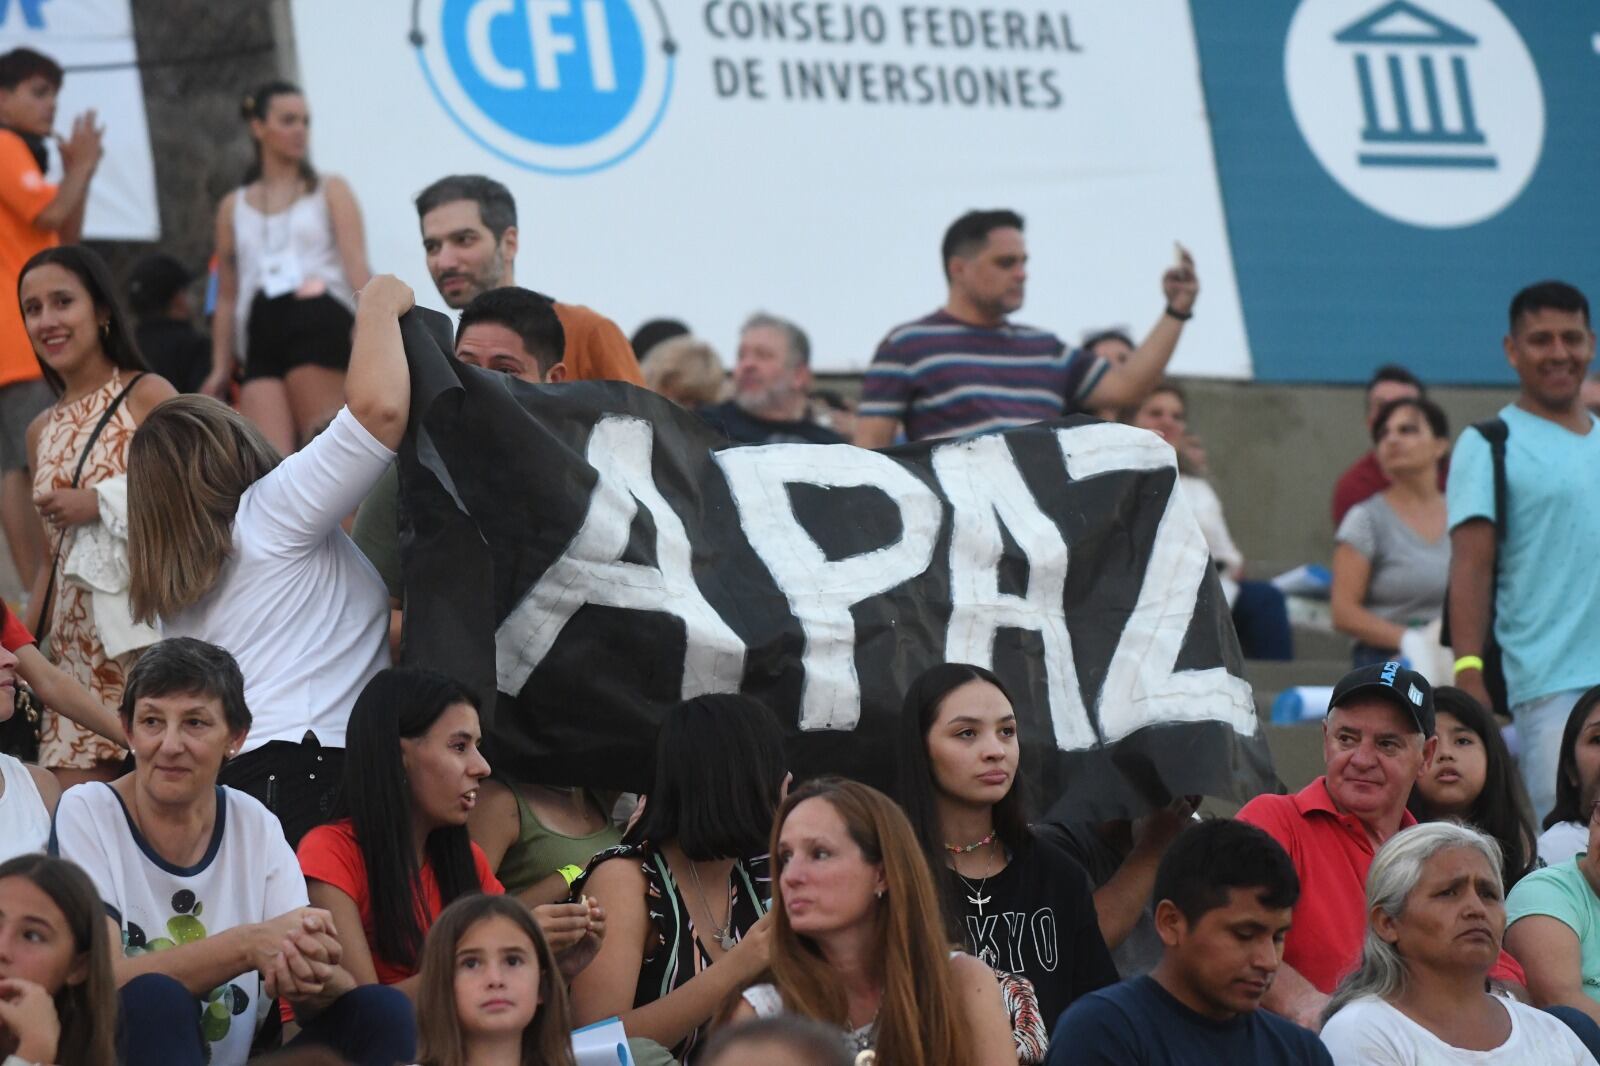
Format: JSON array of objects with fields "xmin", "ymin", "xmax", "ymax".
[{"xmin": 1446, "ymin": 280, "xmax": 1600, "ymax": 824}]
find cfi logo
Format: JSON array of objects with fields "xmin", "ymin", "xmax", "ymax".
[
  {"xmin": 411, "ymin": 0, "xmax": 676, "ymax": 176},
  {"xmin": 1284, "ymin": 0, "xmax": 1543, "ymax": 229}
]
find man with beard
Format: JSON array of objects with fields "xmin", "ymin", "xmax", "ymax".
[
  {"xmin": 698, "ymin": 312, "xmax": 843, "ymax": 445},
  {"xmin": 1448, "ymin": 281, "xmax": 1600, "ymax": 824},
  {"xmin": 853, "ymin": 209, "xmax": 1197, "ymax": 447},
  {"xmin": 414, "ymin": 174, "xmax": 642, "ymax": 385}
]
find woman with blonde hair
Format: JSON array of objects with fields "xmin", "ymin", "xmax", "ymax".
[
  {"xmin": 126, "ymin": 274, "xmax": 413, "ymax": 847},
  {"xmin": 1320, "ymin": 821, "xmax": 1593, "ymax": 1064},
  {"xmin": 728, "ymin": 777, "xmax": 1015, "ymax": 1066},
  {"xmin": 414, "ymin": 894, "xmax": 578, "ymax": 1066},
  {"xmin": 19, "ymin": 243, "xmax": 175, "ymax": 787},
  {"xmin": 640, "ymin": 335, "xmax": 725, "ymax": 408}
]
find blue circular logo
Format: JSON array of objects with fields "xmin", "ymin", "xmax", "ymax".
[{"xmin": 413, "ymin": 0, "xmax": 675, "ymax": 175}]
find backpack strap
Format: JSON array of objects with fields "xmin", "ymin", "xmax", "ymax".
[{"xmin": 1473, "ymin": 417, "xmax": 1509, "ymax": 544}]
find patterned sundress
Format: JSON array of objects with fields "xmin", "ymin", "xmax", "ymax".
[{"xmin": 33, "ymin": 370, "xmax": 140, "ymax": 769}]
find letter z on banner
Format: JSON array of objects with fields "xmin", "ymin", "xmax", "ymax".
[{"xmin": 395, "ymin": 311, "xmax": 1277, "ymax": 819}]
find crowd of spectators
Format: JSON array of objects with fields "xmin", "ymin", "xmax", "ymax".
[{"xmin": 0, "ymin": 49, "xmax": 1597, "ymax": 1066}]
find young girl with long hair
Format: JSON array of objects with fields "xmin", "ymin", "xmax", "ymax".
[
  {"xmin": 1407, "ymin": 686, "xmax": 1536, "ymax": 889},
  {"xmin": 414, "ymin": 894, "xmax": 578, "ymax": 1066},
  {"xmin": 728, "ymin": 777, "xmax": 1015, "ymax": 1066},
  {"xmin": 127, "ymin": 273, "xmax": 412, "ymax": 848},
  {"xmin": 0, "ymin": 853, "xmax": 117, "ymax": 1066},
  {"xmin": 206, "ymin": 79, "xmax": 370, "ymax": 452},
  {"xmin": 18, "ymin": 244, "xmax": 174, "ymax": 788},
  {"xmin": 896, "ymin": 662, "xmax": 1116, "ymax": 1038},
  {"xmin": 297, "ymin": 668, "xmax": 503, "ymax": 997}
]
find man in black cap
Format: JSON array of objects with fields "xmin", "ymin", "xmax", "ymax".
[
  {"xmin": 1237, "ymin": 663, "xmax": 1526, "ymax": 1029},
  {"xmin": 127, "ymin": 251, "xmax": 209, "ymax": 394}
]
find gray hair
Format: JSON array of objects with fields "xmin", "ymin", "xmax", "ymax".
[
  {"xmin": 741, "ymin": 311, "xmax": 811, "ymax": 367},
  {"xmin": 1323, "ymin": 821, "xmax": 1503, "ymax": 1023}
]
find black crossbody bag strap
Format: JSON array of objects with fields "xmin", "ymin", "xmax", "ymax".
[{"xmin": 33, "ymin": 372, "xmax": 146, "ymax": 642}]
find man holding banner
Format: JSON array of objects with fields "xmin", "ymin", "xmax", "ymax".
[{"xmin": 854, "ymin": 209, "xmax": 1198, "ymax": 447}]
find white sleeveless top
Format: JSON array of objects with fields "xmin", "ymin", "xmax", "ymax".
[
  {"xmin": 230, "ymin": 182, "xmax": 355, "ymax": 359},
  {"xmin": 0, "ymin": 753, "xmax": 51, "ymax": 862}
]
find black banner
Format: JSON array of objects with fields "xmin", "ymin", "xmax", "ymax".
[{"xmin": 397, "ymin": 310, "xmax": 1279, "ymax": 820}]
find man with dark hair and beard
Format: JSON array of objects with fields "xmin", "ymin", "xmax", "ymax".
[{"xmin": 414, "ymin": 173, "xmax": 642, "ymax": 386}]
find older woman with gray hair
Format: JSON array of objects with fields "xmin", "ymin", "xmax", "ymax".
[{"xmin": 1320, "ymin": 822, "xmax": 1595, "ymax": 1064}]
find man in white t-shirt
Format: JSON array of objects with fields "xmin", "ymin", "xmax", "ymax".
[{"xmin": 51, "ymin": 637, "xmax": 415, "ymax": 1066}]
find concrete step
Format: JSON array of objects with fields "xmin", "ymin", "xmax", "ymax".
[
  {"xmin": 1242, "ymin": 658, "xmax": 1351, "ymax": 698},
  {"xmin": 1202, "ymin": 720, "xmax": 1326, "ymax": 818},
  {"xmin": 1291, "ymin": 623, "xmax": 1350, "ymax": 662}
]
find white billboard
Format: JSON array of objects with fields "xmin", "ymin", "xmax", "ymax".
[
  {"xmin": 292, "ymin": 0, "xmax": 1251, "ymax": 376},
  {"xmin": 0, "ymin": 0, "xmax": 159, "ymax": 240}
]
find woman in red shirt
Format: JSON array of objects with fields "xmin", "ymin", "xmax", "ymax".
[{"xmin": 298, "ymin": 668, "xmax": 501, "ymax": 995}]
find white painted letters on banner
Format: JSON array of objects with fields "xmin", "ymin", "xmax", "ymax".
[
  {"xmin": 495, "ymin": 415, "xmax": 746, "ymax": 698},
  {"xmin": 715, "ymin": 443, "xmax": 942, "ymax": 732},
  {"xmin": 931, "ymin": 434, "xmax": 1092, "ymax": 751},
  {"xmin": 1057, "ymin": 423, "xmax": 1257, "ymax": 743}
]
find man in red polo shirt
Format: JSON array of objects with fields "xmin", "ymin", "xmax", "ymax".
[{"xmin": 1239, "ymin": 662, "xmax": 1526, "ymax": 1029}]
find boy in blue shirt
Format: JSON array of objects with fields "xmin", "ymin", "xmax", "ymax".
[{"xmin": 1048, "ymin": 820, "xmax": 1331, "ymax": 1065}]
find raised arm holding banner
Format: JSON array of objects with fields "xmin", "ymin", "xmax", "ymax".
[{"xmin": 395, "ymin": 308, "xmax": 1277, "ymax": 820}]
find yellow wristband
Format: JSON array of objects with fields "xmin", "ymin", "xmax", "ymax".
[
  {"xmin": 558, "ymin": 864, "xmax": 584, "ymax": 888},
  {"xmin": 1453, "ymin": 655, "xmax": 1485, "ymax": 676}
]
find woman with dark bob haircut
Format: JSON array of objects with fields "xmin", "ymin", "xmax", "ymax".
[
  {"xmin": 1406, "ymin": 686, "xmax": 1536, "ymax": 889},
  {"xmin": 570, "ymin": 693, "xmax": 788, "ymax": 1061},
  {"xmin": 896, "ymin": 662, "xmax": 1116, "ymax": 1049}
]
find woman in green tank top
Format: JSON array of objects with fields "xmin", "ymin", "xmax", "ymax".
[{"xmin": 469, "ymin": 779, "xmax": 622, "ymax": 904}]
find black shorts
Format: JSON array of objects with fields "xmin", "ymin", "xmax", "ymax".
[{"xmin": 242, "ymin": 291, "xmax": 354, "ymax": 381}]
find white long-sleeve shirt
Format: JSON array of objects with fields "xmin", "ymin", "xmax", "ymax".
[{"xmin": 161, "ymin": 407, "xmax": 394, "ymax": 751}]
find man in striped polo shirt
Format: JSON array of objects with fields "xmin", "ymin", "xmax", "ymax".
[{"xmin": 853, "ymin": 210, "xmax": 1199, "ymax": 446}]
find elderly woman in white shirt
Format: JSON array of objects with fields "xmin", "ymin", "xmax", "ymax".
[
  {"xmin": 123, "ymin": 275, "xmax": 413, "ymax": 848},
  {"xmin": 1320, "ymin": 821, "xmax": 1597, "ymax": 1065}
]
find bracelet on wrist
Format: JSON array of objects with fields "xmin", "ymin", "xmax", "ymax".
[
  {"xmin": 558, "ymin": 864, "xmax": 584, "ymax": 888},
  {"xmin": 1164, "ymin": 304, "xmax": 1193, "ymax": 322},
  {"xmin": 1453, "ymin": 655, "xmax": 1485, "ymax": 676}
]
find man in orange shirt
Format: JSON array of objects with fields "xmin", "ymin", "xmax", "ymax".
[
  {"xmin": 0, "ymin": 48, "xmax": 101, "ymax": 588},
  {"xmin": 413, "ymin": 174, "xmax": 642, "ymax": 386}
]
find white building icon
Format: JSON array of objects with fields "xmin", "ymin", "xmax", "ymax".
[{"xmin": 1333, "ymin": 0, "xmax": 1497, "ymax": 169}]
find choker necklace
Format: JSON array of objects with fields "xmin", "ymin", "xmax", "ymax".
[{"xmin": 943, "ymin": 831, "xmax": 995, "ymax": 854}]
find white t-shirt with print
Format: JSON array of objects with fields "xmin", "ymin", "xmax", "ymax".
[
  {"xmin": 51, "ymin": 782, "xmax": 309, "ymax": 1066},
  {"xmin": 1321, "ymin": 994, "xmax": 1596, "ymax": 1065}
]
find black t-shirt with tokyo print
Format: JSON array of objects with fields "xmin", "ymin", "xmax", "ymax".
[{"xmin": 944, "ymin": 832, "xmax": 1119, "ymax": 1032}]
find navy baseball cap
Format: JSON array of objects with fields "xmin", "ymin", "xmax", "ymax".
[{"xmin": 1328, "ymin": 661, "xmax": 1435, "ymax": 737}]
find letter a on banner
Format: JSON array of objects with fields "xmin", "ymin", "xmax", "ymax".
[
  {"xmin": 1057, "ymin": 424, "xmax": 1256, "ymax": 743},
  {"xmin": 716, "ymin": 444, "xmax": 941, "ymax": 732},
  {"xmin": 931, "ymin": 435, "xmax": 1093, "ymax": 751},
  {"xmin": 495, "ymin": 415, "xmax": 746, "ymax": 698}
]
